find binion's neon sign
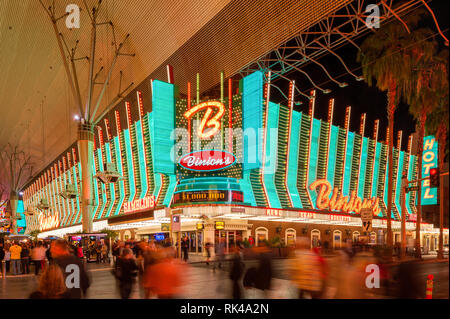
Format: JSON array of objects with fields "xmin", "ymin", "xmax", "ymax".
[
  {"xmin": 38, "ymin": 212, "xmax": 60, "ymax": 231},
  {"xmin": 309, "ymin": 179, "xmax": 381, "ymax": 215},
  {"xmin": 183, "ymin": 101, "xmax": 225, "ymax": 139}
]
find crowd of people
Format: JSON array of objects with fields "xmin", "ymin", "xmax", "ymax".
[{"xmin": 0, "ymin": 236, "xmax": 429, "ymax": 299}]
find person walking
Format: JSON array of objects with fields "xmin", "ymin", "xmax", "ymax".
[
  {"xmin": 181, "ymin": 237, "xmax": 189, "ymax": 263},
  {"xmin": 101, "ymin": 244, "xmax": 108, "ymax": 263},
  {"xmin": 0, "ymin": 244, "xmax": 4, "ymax": 276},
  {"xmin": 4, "ymin": 246, "xmax": 11, "ymax": 273},
  {"xmin": 31, "ymin": 242, "xmax": 46, "ymax": 275},
  {"xmin": 21, "ymin": 243, "xmax": 30, "ymax": 274},
  {"xmin": 116, "ymin": 248, "xmax": 139, "ymax": 299},
  {"xmin": 50, "ymin": 240, "xmax": 90, "ymax": 298},
  {"xmin": 229, "ymin": 247, "xmax": 244, "ymax": 299},
  {"xmin": 10, "ymin": 242, "xmax": 22, "ymax": 275},
  {"xmin": 254, "ymin": 243, "xmax": 273, "ymax": 298}
]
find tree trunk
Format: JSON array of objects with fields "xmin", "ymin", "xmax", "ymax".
[
  {"xmin": 437, "ymin": 125, "xmax": 446, "ymax": 259},
  {"xmin": 415, "ymin": 113, "xmax": 426, "ymax": 259},
  {"xmin": 386, "ymin": 81, "xmax": 396, "ymax": 257}
]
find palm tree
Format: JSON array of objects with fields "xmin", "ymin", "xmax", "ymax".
[
  {"xmin": 357, "ymin": 9, "xmax": 434, "ymax": 256},
  {"xmin": 408, "ymin": 48, "xmax": 448, "ymax": 259}
]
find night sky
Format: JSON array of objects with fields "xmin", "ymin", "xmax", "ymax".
[{"xmin": 268, "ymin": 0, "xmax": 449, "ymax": 150}]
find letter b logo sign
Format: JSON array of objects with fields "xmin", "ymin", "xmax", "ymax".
[{"xmin": 66, "ymin": 4, "xmax": 80, "ymax": 29}]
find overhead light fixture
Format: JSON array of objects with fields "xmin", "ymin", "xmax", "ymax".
[
  {"xmin": 74, "ymin": 115, "xmax": 80, "ymax": 121},
  {"xmin": 339, "ymin": 82, "xmax": 348, "ymax": 88}
]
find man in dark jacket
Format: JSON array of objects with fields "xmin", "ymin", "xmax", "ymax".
[
  {"xmin": 254, "ymin": 243, "xmax": 272, "ymax": 297},
  {"xmin": 116, "ymin": 248, "xmax": 139, "ymax": 299},
  {"xmin": 229, "ymin": 247, "xmax": 244, "ymax": 299},
  {"xmin": 50, "ymin": 240, "xmax": 91, "ymax": 298}
]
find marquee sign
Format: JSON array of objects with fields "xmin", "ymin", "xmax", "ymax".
[
  {"xmin": 123, "ymin": 195, "xmax": 156, "ymax": 214},
  {"xmin": 178, "ymin": 150, "xmax": 236, "ymax": 172},
  {"xmin": 172, "ymin": 190, "xmax": 243, "ymax": 205},
  {"xmin": 309, "ymin": 179, "xmax": 381, "ymax": 215}
]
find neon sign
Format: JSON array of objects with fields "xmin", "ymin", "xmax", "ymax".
[
  {"xmin": 179, "ymin": 150, "xmax": 236, "ymax": 172},
  {"xmin": 421, "ymin": 136, "xmax": 438, "ymax": 205},
  {"xmin": 123, "ymin": 195, "xmax": 156, "ymax": 214},
  {"xmin": 38, "ymin": 212, "xmax": 60, "ymax": 231},
  {"xmin": 183, "ymin": 101, "xmax": 225, "ymax": 139},
  {"xmin": 309, "ymin": 179, "xmax": 381, "ymax": 215}
]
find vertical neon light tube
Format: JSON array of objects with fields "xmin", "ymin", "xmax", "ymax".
[
  {"xmin": 196, "ymin": 73, "xmax": 200, "ymax": 150},
  {"xmin": 125, "ymin": 101, "xmax": 136, "ymax": 203},
  {"xmin": 187, "ymin": 82, "xmax": 191, "ymax": 153},
  {"xmin": 341, "ymin": 106, "xmax": 351, "ymax": 191},
  {"xmin": 220, "ymin": 71, "xmax": 224, "ymax": 150},
  {"xmin": 355, "ymin": 113, "xmax": 366, "ymax": 195},
  {"xmin": 393, "ymin": 131, "xmax": 403, "ymax": 218},
  {"xmin": 284, "ymin": 81, "xmax": 295, "ymax": 207},
  {"xmin": 260, "ymin": 72, "xmax": 272, "ymax": 207},
  {"xmin": 114, "ymin": 111, "xmax": 126, "ymax": 216},
  {"xmin": 228, "ymin": 78, "xmax": 233, "ymax": 154},
  {"xmin": 304, "ymin": 90, "xmax": 316, "ymax": 207},
  {"xmin": 325, "ymin": 98, "xmax": 334, "ymax": 181},
  {"xmin": 136, "ymin": 91, "xmax": 148, "ymax": 199},
  {"xmin": 369, "ymin": 120, "xmax": 379, "ymax": 198}
]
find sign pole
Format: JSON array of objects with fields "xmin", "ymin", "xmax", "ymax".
[{"xmin": 400, "ymin": 173, "xmax": 407, "ymax": 260}]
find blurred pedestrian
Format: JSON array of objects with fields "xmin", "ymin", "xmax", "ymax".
[
  {"xmin": 0, "ymin": 244, "xmax": 4, "ymax": 275},
  {"xmin": 116, "ymin": 248, "xmax": 139, "ymax": 299},
  {"xmin": 101, "ymin": 244, "xmax": 108, "ymax": 263},
  {"xmin": 50, "ymin": 240, "xmax": 90, "ymax": 298},
  {"xmin": 215, "ymin": 239, "xmax": 226, "ymax": 270},
  {"xmin": 10, "ymin": 241, "xmax": 22, "ymax": 275},
  {"xmin": 181, "ymin": 237, "xmax": 189, "ymax": 262},
  {"xmin": 395, "ymin": 259, "xmax": 422, "ymax": 298},
  {"xmin": 4, "ymin": 246, "xmax": 11, "ymax": 273},
  {"xmin": 31, "ymin": 242, "xmax": 46, "ymax": 276},
  {"xmin": 254, "ymin": 243, "xmax": 273, "ymax": 298},
  {"xmin": 229, "ymin": 246, "xmax": 244, "ymax": 299},
  {"xmin": 289, "ymin": 237, "xmax": 322, "ymax": 299},
  {"xmin": 21, "ymin": 243, "xmax": 30, "ymax": 274},
  {"xmin": 205, "ymin": 240, "xmax": 213, "ymax": 265},
  {"xmin": 29, "ymin": 264, "xmax": 70, "ymax": 299}
]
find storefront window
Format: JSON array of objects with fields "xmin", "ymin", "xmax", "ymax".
[
  {"xmin": 353, "ymin": 231, "xmax": 360, "ymax": 243},
  {"xmin": 285, "ymin": 228, "xmax": 296, "ymax": 247},
  {"xmin": 255, "ymin": 227, "xmax": 268, "ymax": 246},
  {"xmin": 311, "ymin": 229, "xmax": 320, "ymax": 248},
  {"xmin": 333, "ymin": 230, "xmax": 342, "ymax": 249}
]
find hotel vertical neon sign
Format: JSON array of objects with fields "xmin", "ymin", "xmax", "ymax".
[{"xmin": 421, "ymin": 135, "xmax": 438, "ymax": 205}]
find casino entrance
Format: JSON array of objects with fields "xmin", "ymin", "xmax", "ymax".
[{"xmin": 180, "ymin": 231, "xmax": 203, "ymax": 253}]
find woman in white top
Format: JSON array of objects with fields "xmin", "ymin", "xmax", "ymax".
[{"xmin": 4, "ymin": 248, "xmax": 11, "ymax": 273}]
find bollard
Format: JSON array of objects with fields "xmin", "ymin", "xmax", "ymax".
[
  {"xmin": 2, "ymin": 261, "xmax": 5, "ymax": 279},
  {"xmin": 426, "ymin": 274, "xmax": 434, "ymax": 299}
]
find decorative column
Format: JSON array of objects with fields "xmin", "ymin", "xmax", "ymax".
[
  {"xmin": 9, "ymin": 191, "xmax": 18, "ymax": 235},
  {"xmin": 77, "ymin": 122, "xmax": 95, "ymax": 233}
]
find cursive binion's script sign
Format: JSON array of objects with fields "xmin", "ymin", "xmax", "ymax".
[
  {"xmin": 38, "ymin": 212, "xmax": 60, "ymax": 231},
  {"xmin": 179, "ymin": 150, "xmax": 236, "ymax": 172},
  {"xmin": 309, "ymin": 179, "xmax": 381, "ymax": 215}
]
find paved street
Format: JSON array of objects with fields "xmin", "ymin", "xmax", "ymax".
[{"xmin": 1, "ymin": 257, "xmax": 447, "ymax": 299}]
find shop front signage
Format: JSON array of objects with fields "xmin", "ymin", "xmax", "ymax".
[
  {"xmin": 178, "ymin": 150, "xmax": 236, "ymax": 172},
  {"xmin": 298, "ymin": 212, "xmax": 315, "ymax": 219},
  {"xmin": 266, "ymin": 209, "xmax": 283, "ymax": 217},
  {"xmin": 123, "ymin": 195, "xmax": 156, "ymax": 214},
  {"xmin": 309, "ymin": 179, "xmax": 381, "ymax": 215},
  {"xmin": 171, "ymin": 214, "xmax": 181, "ymax": 232},
  {"xmin": 215, "ymin": 221, "xmax": 225, "ymax": 230},
  {"xmin": 172, "ymin": 190, "xmax": 243, "ymax": 205},
  {"xmin": 161, "ymin": 223, "xmax": 170, "ymax": 231},
  {"xmin": 38, "ymin": 212, "xmax": 60, "ymax": 231}
]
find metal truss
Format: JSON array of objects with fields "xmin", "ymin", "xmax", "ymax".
[{"xmin": 238, "ymin": 0, "xmax": 436, "ymax": 99}]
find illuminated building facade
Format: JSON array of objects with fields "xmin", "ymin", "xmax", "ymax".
[{"xmin": 22, "ymin": 71, "xmax": 448, "ymax": 250}]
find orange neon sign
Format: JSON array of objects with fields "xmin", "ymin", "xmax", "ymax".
[
  {"xmin": 183, "ymin": 101, "xmax": 225, "ymax": 139},
  {"xmin": 309, "ymin": 179, "xmax": 381, "ymax": 215}
]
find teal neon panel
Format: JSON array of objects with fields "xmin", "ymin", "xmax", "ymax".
[
  {"xmin": 114, "ymin": 136, "xmax": 126, "ymax": 216},
  {"xmin": 240, "ymin": 171, "xmax": 257, "ymax": 206},
  {"xmin": 327, "ymin": 125, "xmax": 339, "ymax": 189},
  {"xmin": 262, "ymin": 102, "xmax": 282, "ymax": 208},
  {"xmin": 135, "ymin": 120, "xmax": 148, "ymax": 199},
  {"xmin": 124, "ymin": 129, "xmax": 136, "ymax": 203},
  {"xmin": 287, "ymin": 111, "xmax": 302, "ymax": 208},
  {"xmin": 307, "ymin": 118, "xmax": 321, "ymax": 205},
  {"xmin": 242, "ymin": 71, "xmax": 263, "ymax": 170},
  {"xmin": 358, "ymin": 137, "xmax": 368, "ymax": 198},
  {"xmin": 105, "ymin": 143, "xmax": 116, "ymax": 218},
  {"xmin": 343, "ymin": 132, "xmax": 354, "ymax": 195},
  {"xmin": 405, "ymin": 154, "xmax": 414, "ymax": 215},
  {"xmin": 92, "ymin": 150, "xmax": 99, "ymax": 219},
  {"xmin": 163, "ymin": 175, "xmax": 177, "ymax": 206},
  {"xmin": 421, "ymin": 135, "xmax": 438, "ymax": 205},
  {"xmin": 395, "ymin": 151, "xmax": 405, "ymax": 217},
  {"xmin": 153, "ymin": 173, "xmax": 162, "ymax": 199},
  {"xmin": 73, "ymin": 163, "xmax": 81, "ymax": 224},
  {"xmin": 383, "ymin": 159, "xmax": 394, "ymax": 218},
  {"xmin": 371, "ymin": 142, "xmax": 381, "ymax": 198},
  {"xmin": 97, "ymin": 149, "xmax": 107, "ymax": 219},
  {"xmin": 151, "ymin": 80, "xmax": 175, "ymax": 174}
]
